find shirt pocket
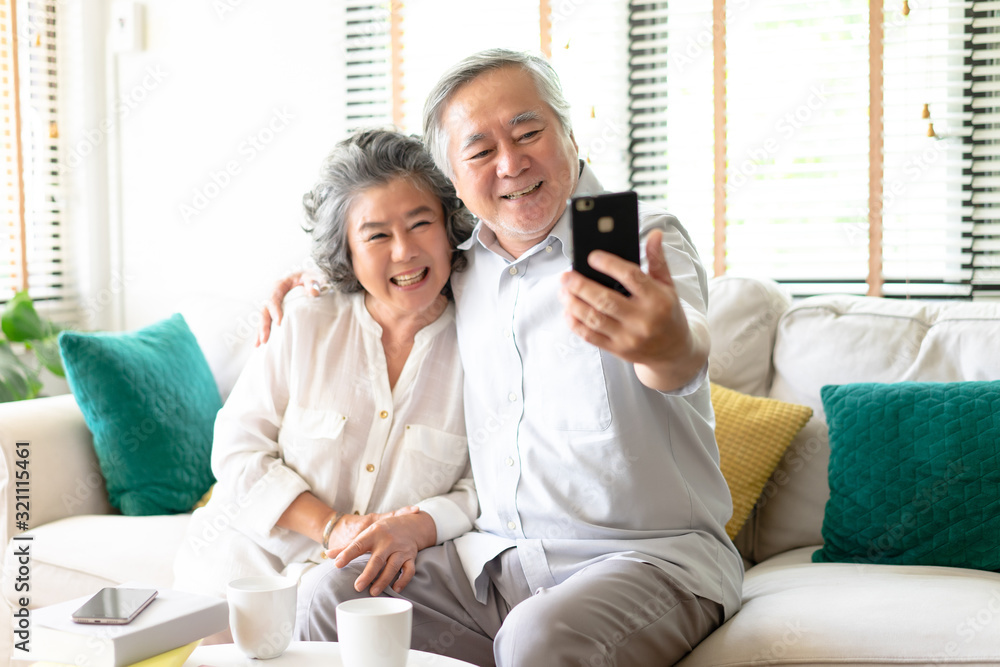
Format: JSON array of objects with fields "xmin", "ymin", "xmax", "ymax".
[
  {"xmin": 277, "ymin": 404, "xmax": 348, "ymax": 483},
  {"xmin": 529, "ymin": 329, "xmax": 612, "ymax": 431},
  {"xmin": 383, "ymin": 424, "xmax": 470, "ymax": 508}
]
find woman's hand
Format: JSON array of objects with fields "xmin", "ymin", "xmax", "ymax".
[{"xmin": 327, "ymin": 510, "xmax": 437, "ymax": 596}]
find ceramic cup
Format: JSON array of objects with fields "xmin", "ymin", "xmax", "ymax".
[
  {"xmin": 336, "ymin": 597, "xmax": 413, "ymax": 667},
  {"xmin": 227, "ymin": 575, "xmax": 297, "ymax": 659}
]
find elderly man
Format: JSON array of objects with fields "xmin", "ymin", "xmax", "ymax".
[{"xmin": 276, "ymin": 49, "xmax": 741, "ymax": 666}]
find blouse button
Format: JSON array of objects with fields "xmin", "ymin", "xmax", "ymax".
[
  {"xmin": 366, "ymin": 464, "xmax": 375, "ymax": 473},
  {"xmin": 379, "ymin": 410, "xmax": 388, "ymax": 419}
]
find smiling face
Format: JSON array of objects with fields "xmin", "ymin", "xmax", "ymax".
[
  {"xmin": 346, "ymin": 177, "xmax": 453, "ymax": 326},
  {"xmin": 442, "ymin": 66, "xmax": 580, "ymax": 257}
]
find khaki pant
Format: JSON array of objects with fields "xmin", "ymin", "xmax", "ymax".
[{"xmin": 296, "ymin": 542, "xmax": 723, "ymax": 667}]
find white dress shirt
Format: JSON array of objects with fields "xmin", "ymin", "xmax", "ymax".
[
  {"xmin": 201, "ymin": 290, "xmax": 476, "ymax": 569},
  {"xmin": 450, "ymin": 163, "xmax": 743, "ymax": 618}
]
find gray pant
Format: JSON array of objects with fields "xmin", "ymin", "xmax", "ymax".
[{"xmin": 296, "ymin": 542, "xmax": 723, "ymax": 667}]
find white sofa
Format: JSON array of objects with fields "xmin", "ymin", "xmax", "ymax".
[{"xmin": 3, "ymin": 276, "xmax": 1000, "ymax": 665}]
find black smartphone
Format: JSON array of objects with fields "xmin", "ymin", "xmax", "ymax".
[
  {"xmin": 71, "ymin": 587, "xmax": 158, "ymax": 625},
  {"xmin": 570, "ymin": 190, "xmax": 641, "ymax": 296}
]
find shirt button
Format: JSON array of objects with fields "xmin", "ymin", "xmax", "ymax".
[
  {"xmin": 508, "ymin": 392, "xmax": 517, "ymax": 402},
  {"xmin": 504, "ymin": 329, "xmax": 511, "ymax": 338},
  {"xmin": 505, "ymin": 457, "xmax": 514, "ymax": 467},
  {"xmin": 545, "ymin": 245, "xmax": 553, "ymax": 253},
  {"xmin": 507, "ymin": 521, "xmax": 517, "ymax": 531},
  {"xmin": 366, "ymin": 464, "xmax": 375, "ymax": 473},
  {"xmin": 379, "ymin": 410, "xmax": 388, "ymax": 419},
  {"xmin": 509, "ymin": 266, "xmax": 518, "ymax": 276}
]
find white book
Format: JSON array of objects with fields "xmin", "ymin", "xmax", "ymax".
[{"xmin": 18, "ymin": 585, "xmax": 228, "ymax": 667}]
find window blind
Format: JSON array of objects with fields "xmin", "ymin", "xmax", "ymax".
[
  {"xmin": 628, "ymin": 1, "xmax": 672, "ymax": 210},
  {"xmin": 344, "ymin": 0, "xmax": 393, "ymax": 131},
  {"xmin": 2, "ymin": 0, "xmax": 26, "ymax": 301},
  {"xmin": 723, "ymin": 1, "xmax": 872, "ymax": 296},
  {"xmin": 630, "ymin": 0, "xmax": 716, "ymax": 269},
  {"xmin": 1, "ymin": 0, "xmax": 74, "ymax": 317},
  {"xmin": 551, "ymin": 0, "xmax": 631, "ymax": 192},
  {"xmin": 971, "ymin": 0, "xmax": 1000, "ymax": 297},
  {"xmin": 347, "ymin": 1, "xmax": 999, "ymax": 300},
  {"xmin": 395, "ymin": 0, "xmax": 541, "ymax": 136},
  {"xmin": 344, "ymin": 1, "xmax": 633, "ymax": 185},
  {"xmin": 882, "ymin": 0, "xmax": 974, "ymax": 298}
]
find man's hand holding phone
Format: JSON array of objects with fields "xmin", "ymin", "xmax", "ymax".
[{"xmin": 561, "ymin": 227, "xmax": 709, "ymax": 394}]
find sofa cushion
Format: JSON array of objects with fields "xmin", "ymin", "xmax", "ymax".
[
  {"xmin": 2, "ymin": 514, "xmax": 190, "ymax": 610},
  {"xmin": 711, "ymin": 383, "xmax": 812, "ymax": 539},
  {"xmin": 814, "ymin": 380, "xmax": 1000, "ymax": 569},
  {"xmin": 755, "ymin": 296, "xmax": 1000, "ymax": 564},
  {"xmin": 707, "ymin": 276, "xmax": 791, "ymax": 397},
  {"xmin": 175, "ymin": 293, "xmax": 263, "ymax": 403},
  {"xmin": 679, "ymin": 547, "xmax": 1000, "ymax": 666},
  {"xmin": 58, "ymin": 314, "xmax": 221, "ymax": 515}
]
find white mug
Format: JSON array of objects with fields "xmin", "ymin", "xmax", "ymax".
[
  {"xmin": 336, "ymin": 597, "xmax": 413, "ymax": 667},
  {"xmin": 227, "ymin": 575, "xmax": 297, "ymax": 659}
]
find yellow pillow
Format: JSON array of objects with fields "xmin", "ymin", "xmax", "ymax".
[
  {"xmin": 191, "ymin": 484, "xmax": 214, "ymax": 510},
  {"xmin": 711, "ymin": 383, "xmax": 813, "ymax": 539}
]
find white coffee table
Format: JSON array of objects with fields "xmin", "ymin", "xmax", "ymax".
[{"xmin": 183, "ymin": 641, "xmax": 477, "ymax": 666}]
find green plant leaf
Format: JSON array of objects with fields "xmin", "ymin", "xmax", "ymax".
[
  {"xmin": 26, "ymin": 334, "xmax": 65, "ymax": 377},
  {"xmin": 0, "ymin": 341, "xmax": 41, "ymax": 402},
  {"xmin": 1, "ymin": 291, "xmax": 50, "ymax": 342}
]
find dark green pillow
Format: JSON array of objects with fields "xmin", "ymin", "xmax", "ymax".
[
  {"xmin": 813, "ymin": 381, "xmax": 1000, "ymax": 570},
  {"xmin": 58, "ymin": 314, "xmax": 220, "ymax": 515}
]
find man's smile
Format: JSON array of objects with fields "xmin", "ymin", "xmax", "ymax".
[{"xmin": 501, "ymin": 182, "xmax": 542, "ymax": 200}]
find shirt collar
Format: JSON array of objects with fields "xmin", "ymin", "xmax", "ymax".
[
  {"xmin": 456, "ymin": 160, "xmax": 607, "ymax": 263},
  {"xmin": 350, "ymin": 289, "xmax": 455, "ymax": 342}
]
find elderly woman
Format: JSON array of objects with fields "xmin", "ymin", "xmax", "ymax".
[{"xmin": 173, "ymin": 129, "xmax": 477, "ymax": 600}]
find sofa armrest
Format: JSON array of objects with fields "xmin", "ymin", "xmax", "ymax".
[{"xmin": 0, "ymin": 394, "xmax": 114, "ymax": 548}]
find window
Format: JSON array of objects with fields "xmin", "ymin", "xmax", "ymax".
[
  {"xmin": 971, "ymin": 1, "xmax": 1000, "ymax": 297},
  {"xmin": 652, "ymin": 0, "xmax": 997, "ymax": 299},
  {"xmin": 348, "ymin": 1, "xmax": 1000, "ymax": 300},
  {"xmin": 882, "ymin": 1, "xmax": 973, "ymax": 297},
  {"xmin": 344, "ymin": 0, "xmax": 635, "ymax": 185},
  {"xmin": 1, "ymin": 0, "xmax": 74, "ymax": 316},
  {"xmin": 344, "ymin": 1, "xmax": 393, "ymax": 132},
  {"xmin": 396, "ymin": 0, "xmax": 542, "ymax": 134},
  {"xmin": 724, "ymin": 2, "xmax": 871, "ymax": 295}
]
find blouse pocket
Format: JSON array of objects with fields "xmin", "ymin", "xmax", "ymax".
[
  {"xmin": 277, "ymin": 404, "xmax": 348, "ymax": 487},
  {"xmin": 382, "ymin": 425, "xmax": 470, "ymax": 508}
]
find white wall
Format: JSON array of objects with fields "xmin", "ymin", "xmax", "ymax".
[{"xmin": 69, "ymin": 1, "xmax": 349, "ymax": 334}]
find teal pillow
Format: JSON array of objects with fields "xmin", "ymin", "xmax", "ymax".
[
  {"xmin": 58, "ymin": 314, "xmax": 221, "ymax": 515},
  {"xmin": 813, "ymin": 381, "xmax": 1000, "ymax": 570}
]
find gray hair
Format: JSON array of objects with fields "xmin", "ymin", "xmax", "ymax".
[
  {"xmin": 422, "ymin": 49, "xmax": 574, "ymax": 178},
  {"xmin": 302, "ymin": 129, "xmax": 474, "ymax": 295}
]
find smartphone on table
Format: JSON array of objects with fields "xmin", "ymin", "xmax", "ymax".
[
  {"xmin": 570, "ymin": 190, "xmax": 641, "ymax": 296},
  {"xmin": 71, "ymin": 587, "xmax": 158, "ymax": 625}
]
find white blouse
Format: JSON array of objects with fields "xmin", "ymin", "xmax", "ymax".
[{"xmin": 207, "ymin": 289, "xmax": 475, "ymax": 567}]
